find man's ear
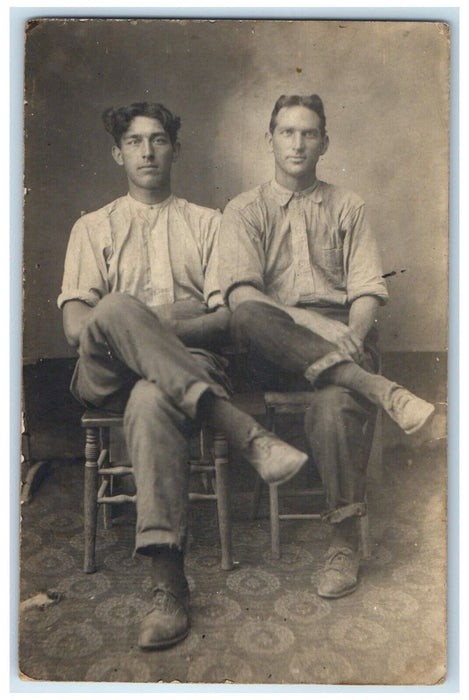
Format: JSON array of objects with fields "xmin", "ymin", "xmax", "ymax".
[
  {"xmin": 320, "ymin": 134, "xmax": 329, "ymax": 157},
  {"xmin": 172, "ymin": 141, "xmax": 181, "ymax": 162},
  {"xmin": 112, "ymin": 145, "xmax": 124, "ymax": 166},
  {"xmin": 265, "ymin": 131, "xmax": 273, "ymax": 153}
]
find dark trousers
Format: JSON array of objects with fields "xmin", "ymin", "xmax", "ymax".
[
  {"xmin": 231, "ymin": 301, "xmax": 378, "ymax": 519},
  {"xmin": 71, "ymin": 293, "xmax": 230, "ymax": 551}
]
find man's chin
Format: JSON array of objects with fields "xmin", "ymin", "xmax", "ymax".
[
  {"xmin": 136, "ymin": 176, "xmax": 164, "ymax": 188},
  {"xmin": 284, "ymin": 165, "xmax": 310, "ymax": 178}
]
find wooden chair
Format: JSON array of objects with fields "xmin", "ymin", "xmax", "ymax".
[
  {"xmin": 81, "ymin": 410, "xmax": 234, "ymax": 573},
  {"xmin": 251, "ymin": 391, "xmax": 380, "ymax": 559}
]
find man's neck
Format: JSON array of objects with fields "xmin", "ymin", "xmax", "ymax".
[
  {"xmin": 128, "ymin": 183, "xmax": 172, "ymax": 205},
  {"xmin": 275, "ymin": 169, "xmax": 317, "ymax": 193}
]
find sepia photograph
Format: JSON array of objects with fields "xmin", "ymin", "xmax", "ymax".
[{"xmin": 19, "ymin": 16, "xmax": 450, "ymax": 686}]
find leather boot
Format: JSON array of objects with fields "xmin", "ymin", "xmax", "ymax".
[{"xmin": 138, "ymin": 547, "xmax": 190, "ymax": 650}]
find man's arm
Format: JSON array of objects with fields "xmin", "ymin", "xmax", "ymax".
[
  {"xmin": 348, "ymin": 295, "xmax": 380, "ymax": 343},
  {"xmin": 168, "ymin": 307, "xmax": 231, "ymax": 348},
  {"xmin": 228, "ymin": 285, "xmax": 365, "ymax": 362},
  {"xmin": 59, "ymin": 215, "xmax": 109, "ymax": 346},
  {"xmin": 220, "ymin": 199, "xmax": 365, "ymax": 361},
  {"xmin": 150, "ymin": 301, "xmax": 231, "ymax": 349},
  {"xmin": 62, "ymin": 300, "xmax": 93, "ymax": 347}
]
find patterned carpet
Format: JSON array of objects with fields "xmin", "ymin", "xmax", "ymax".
[{"xmin": 18, "ymin": 441, "xmax": 446, "ymax": 686}]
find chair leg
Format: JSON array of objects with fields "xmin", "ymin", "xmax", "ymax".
[
  {"xmin": 84, "ymin": 427, "xmax": 99, "ymax": 573},
  {"xmin": 102, "ymin": 482, "xmax": 113, "ymax": 530},
  {"xmin": 213, "ymin": 432, "xmax": 234, "ymax": 571},
  {"xmin": 249, "ymin": 400, "xmax": 274, "ymax": 519},
  {"xmin": 269, "ymin": 483, "xmax": 280, "ymax": 559},
  {"xmin": 265, "ymin": 405, "xmax": 281, "ymax": 557},
  {"xmin": 367, "ymin": 410, "xmax": 383, "ymax": 481},
  {"xmin": 100, "ymin": 427, "xmax": 113, "ymax": 530},
  {"xmin": 358, "ymin": 512, "xmax": 372, "ymax": 560},
  {"xmin": 250, "ymin": 474, "xmax": 264, "ymax": 520}
]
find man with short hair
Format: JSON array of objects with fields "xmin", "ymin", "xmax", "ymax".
[
  {"xmin": 219, "ymin": 93, "xmax": 434, "ymax": 598},
  {"xmin": 58, "ymin": 101, "xmax": 307, "ymax": 650}
]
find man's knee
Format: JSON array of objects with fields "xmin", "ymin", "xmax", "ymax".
[
  {"xmin": 91, "ymin": 292, "xmax": 139, "ymax": 325},
  {"xmin": 231, "ymin": 300, "xmax": 288, "ymax": 339},
  {"xmin": 231, "ymin": 301, "xmax": 263, "ymax": 332},
  {"xmin": 78, "ymin": 293, "xmax": 137, "ymax": 352}
]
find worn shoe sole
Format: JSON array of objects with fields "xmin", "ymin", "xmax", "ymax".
[
  {"xmin": 404, "ymin": 403, "xmax": 435, "ymax": 435},
  {"xmin": 138, "ymin": 626, "xmax": 190, "ymax": 651},
  {"xmin": 270, "ymin": 452, "xmax": 309, "ymax": 486},
  {"xmin": 317, "ymin": 580, "xmax": 359, "ymax": 599}
]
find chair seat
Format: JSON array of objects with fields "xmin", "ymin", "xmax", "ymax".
[
  {"xmin": 82, "ymin": 392, "xmax": 267, "ymax": 427},
  {"xmin": 264, "ymin": 392, "xmax": 315, "ymax": 414},
  {"xmin": 81, "ymin": 409, "xmax": 124, "ymax": 428}
]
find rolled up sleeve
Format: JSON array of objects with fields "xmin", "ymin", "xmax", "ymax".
[
  {"xmin": 343, "ymin": 204, "xmax": 389, "ymax": 305},
  {"xmin": 219, "ymin": 202, "xmax": 266, "ymax": 303},
  {"xmin": 201, "ymin": 210, "xmax": 225, "ymax": 309},
  {"xmin": 57, "ymin": 218, "xmax": 108, "ymax": 309}
]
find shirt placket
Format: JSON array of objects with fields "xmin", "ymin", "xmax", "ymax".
[
  {"xmin": 289, "ymin": 194, "xmax": 315, "ymax": 299},
  {"xmin": 138, "ymin": 210, "xmax": 154, "ymax": 305}
]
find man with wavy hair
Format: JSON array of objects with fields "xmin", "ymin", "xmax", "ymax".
[
  {"xmin": 58, "ymin": 101, "xmax": 307, "ymax": 650},
  {"xmin": 219, "ymin": 94, "xmax": 434, "ymax": 599}
]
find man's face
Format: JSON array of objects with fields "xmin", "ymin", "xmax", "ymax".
[
  {"xmin": 267, "ymin": 106, "xmax": 328, "ymax": 186},
  {"xmin": 112, "ymin": 116, "xmax": 179, "ymax": 194}
]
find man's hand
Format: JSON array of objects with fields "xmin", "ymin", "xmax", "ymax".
[
  {"xmin": 319, "ymin": 320, "xmax": 364, "ymax": 363},
  {"xmin": 149, "ymin": 302, "xmax": 231, "ymax": 349},
  {"xmin": 229, "ymin": 284, "xmax": 367, "ymax": 362},
  {"xmin": 294, "ymin": 310, "xmax": 364, "ymax": 363}
]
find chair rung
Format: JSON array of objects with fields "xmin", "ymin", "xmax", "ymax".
[
  {"xmin": 268, "ymin": 404, "xmax": 313, "ymax": 415},
  {"xmin": 98, "ymin": 494, "xmax": 137, "ymax": 505},
  {"xmin": 189, "ymin": 493, "xmax": 217, "ymax": 501},
  {"xmin": 98, "ymin": 466, "xmax": 134, "ymax": 477},
  {"xmin": 97, "ymin": 450, "xmax": 109, "ymax": 469},
  {"xmin": 97, "ymin": 480, "xmax": 109, "ymax": 499},
  {"xmin": 278, "ymin": 513, "xmax": 322, "ymax": 520},
  {"xmin": 281, "ymin": 488, "xmax": 324, "ymax": 497},
  {"xmin": 190, "ymin": 465, "xmax": 216, "ymax": 474},
  {"xmin": 265, "ymin": 391, "xmax": 315, "ymax": 408}
]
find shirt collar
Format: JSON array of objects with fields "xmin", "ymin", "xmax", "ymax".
[
  {"xmin": 126, "ymin": 192, "xmax": 174, "ymax": 213},
  {"xmin": 269, "ymin": 179, "xmax": 323, "ymax": 206}
]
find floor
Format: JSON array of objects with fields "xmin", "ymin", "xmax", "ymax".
[{"xmin": 18, "ymin": 436, "xmax": 447, "ymax": 686}]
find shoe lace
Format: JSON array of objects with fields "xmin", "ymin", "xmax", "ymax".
[
  {"xmin": 152, "ymin": 586, "xmax": 189, "ymax": 613},
  {"xmin": 325, "ymin": 547, "xmax": 355, "ymax": 571}
]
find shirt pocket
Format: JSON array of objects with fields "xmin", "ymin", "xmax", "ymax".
[{"xmin": 314, "ymin": 246, "xmax": 344, "ymax": 287}]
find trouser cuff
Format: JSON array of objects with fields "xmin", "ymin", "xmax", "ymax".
[
  {"xmin": 304, "ymin": 351, "xmax": 351, "ymax": 387},
  {"xmin": 184, "ymin": 380, "xmax": 229, "ymax": 420},
  {"xmin": 321, "ymin": 502, "xmax": 367, "ymax": 524},
  {"xmin": 134, "ymin": 530, "xmax": 186, "ymax": 557}
]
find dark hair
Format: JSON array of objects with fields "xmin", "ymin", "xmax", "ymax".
[
  {"xmin": 102, "ymin": 102, "xmax": 181, "ymax": 146},
  {"xmin": 269, "ymin": 94, "xmax": 326, "ymax": 136}
]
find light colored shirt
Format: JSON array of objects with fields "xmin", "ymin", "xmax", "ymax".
[
  {"xmin": 219, "ymin": 179, "xmax": 389, "ymax": 308},
  {"xmin": 58, "ymin": 193, "xmax": 223, "ymax": 310}
]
